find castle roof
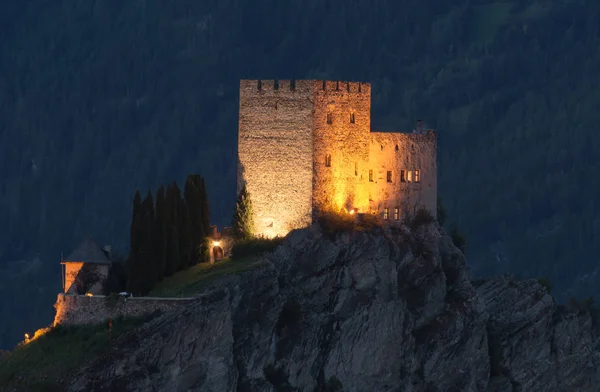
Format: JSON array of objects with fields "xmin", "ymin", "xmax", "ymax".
[{"xmin": 63, "ymin": 236, "xmax": 111, "ymax": 265}]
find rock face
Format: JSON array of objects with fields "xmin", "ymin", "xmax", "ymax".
[{"xmin": 66, "ymin": 224, "xmax": 600, "ymax": 391}]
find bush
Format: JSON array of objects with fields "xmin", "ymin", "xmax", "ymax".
[
  {"xmin": 409, "ymin": 207, "xmax": 435, "ymax": 231},
  {"xmin": 450, "ymin": 223, "xmax": 467, "ymax": 253},
  {"xmin": 317, "ymin": 211, "xmax": 356, "ymax": 235},
  {"xmin": 231, "ymin": 237, "xmax": 284, "ymax": 260},
  {"xmin": 536, "ymin": 277, "xmax": 552, "ymax": 294}
]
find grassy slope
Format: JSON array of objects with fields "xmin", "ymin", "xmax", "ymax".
[
  {"xmin": 0, "ymin": 315, "xmax": 155, "ymax": 392},
  {"xmin": 148, "ymin": 257, "xmax": 264, "ymax": 297}
]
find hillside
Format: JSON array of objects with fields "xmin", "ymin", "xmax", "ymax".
[
  {"xmin": 4, "ymin": 224, "xmax": 600, "ymax": 391},
  {"xmin": 2, "ymin": 0, "xmax": 600, "ymax": 348}
]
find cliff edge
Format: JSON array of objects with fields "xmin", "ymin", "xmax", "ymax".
[{"xmin": 65, "ymin": 223, "xmax": 600, "ymax": 392}]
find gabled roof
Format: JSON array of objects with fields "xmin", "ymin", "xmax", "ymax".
[{"xmin": 63, "ymin": 237, "xmax": 111, "ymax": 265}]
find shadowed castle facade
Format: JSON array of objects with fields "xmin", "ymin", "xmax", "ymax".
[{"xmin": 238, "ymin": 80, "xmax": 437, "ymax": 238}]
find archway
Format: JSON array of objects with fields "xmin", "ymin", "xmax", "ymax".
[{"xmin": 212, "ymin": 246, "xmax": 224, "ymax": 261}]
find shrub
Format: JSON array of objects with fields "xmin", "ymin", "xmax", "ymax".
[
  {"xmin": 536, "ymin": 277, "xmax": 552, "ymax": 294},
  {"xmin": 231, "ymin": 236, "xmax": 284, "ymax": 260},
  {"xmin": 450, "ymin": 223, "xmax": 467, "ymax": 253},
  {"xmin": 356, "ymin": 213, "xmax": 382, "ymax": 231},
  {"xmin": 409, "ymin": 207, "xmax": 435, "ymax": 231},
  {"xmin": 317, "ymin": 210, "xmax": 356, "ymax": 235}
]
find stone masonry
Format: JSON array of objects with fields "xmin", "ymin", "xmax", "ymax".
[{"xmin": 238, "ymin": 79, "xmax": 437, "ymax": 238}]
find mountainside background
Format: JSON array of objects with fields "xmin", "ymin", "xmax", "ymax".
[{"xmin": 1, "ymin": 0, "xmax": 600, "ymax": 349}]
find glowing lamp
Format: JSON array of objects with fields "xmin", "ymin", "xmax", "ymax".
[
  {"xmin": 212, "ymin": 240, "xmax": 221, "ymax": 247},
  {"xmin": 24, "ymin": 333, "xmax": 30, "ymax": 341},
  {"xmin": 349, "ymin": 209, "xmax": 355, "ymax": 215},
  {"xmin": 85, "ymin": 292, "xmax": 93, "ymax": 297}
]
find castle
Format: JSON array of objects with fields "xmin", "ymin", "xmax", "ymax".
[{"xmin": 238, "ymin": 80, "xmax": 437, "ymax": 238}]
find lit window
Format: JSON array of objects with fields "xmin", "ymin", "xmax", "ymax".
[
  {"xmin": 400, "ymin": 170, "xmax": 406, "ymax": 183},
  {"xmin": 407, "ymin": 171, "xmax": 413, "ymax": 182},
  {"xmin": 369, "ymin": 170, "xmax": 373, "ymax": 182},
  {"xmin": 387, "ymin": 171, "xmax": 392, "ymax": 183},
  {"xmin": 350, "ymin": 112, "xmax": 355, "ymax": 123},
  {"xmin": 414, "ymin": 170, "xmax": 420, "ymax": 183},
  {"xmin": 355, "ymin": 162, "xmax": 358, "ymax": 176},
  {"xmin": 327, "ymin": 112, "xmax": 333, "ymax": 124},
  {"xmin": 394, "ymin": 207, "xmax": 399, "ymax": 220},
  {"xmin": 383, "ymin": 208, "xmax": 389, "ymax": 220},
  {"xmin": 325, "ymin": 154, "xmax": 331, "ymax": 167}
]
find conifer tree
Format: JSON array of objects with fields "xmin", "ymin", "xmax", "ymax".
[
  {"xmin": 232, "ymin": 185, "xmax": 254, "ymax": 240},
  {"xmin": 184, "ymin": 174, "xmax": 210, "ymax": 264},
  {"xmin": 164, "ymin": 182, "xmax": 180, "ymax": 276},
  {"xmin": 178, "ymin": 196, "xmax": 192, "ymax": 270},
  {"xmin": 126, "ymin": 190, "xmax": 143, "ymax": 293},
  {"xmin": 137, "ymin": 190, "xmax": 155, "ymax": 293},
  {"xmin": 154, "ymin": 185, "xmax": 168, "ymax": 281}
]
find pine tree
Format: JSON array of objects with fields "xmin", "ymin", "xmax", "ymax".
[
  {"xmin": 232, "ymin": 185, "xmax": 254, "ymax": 240},
  {"xmin": 198, "ymin": 177, "xmax": 210, "ymax": 262},
  {"xmin": 154, "ymin": 185, "xmax": 168, "ymax": 281}
]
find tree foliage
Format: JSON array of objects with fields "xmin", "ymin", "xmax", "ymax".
[{"xmin": 232, "ymin": 185, "xmax": 254, "ymax": 240}]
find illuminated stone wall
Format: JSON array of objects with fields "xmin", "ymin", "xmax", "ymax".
[
  {"xmin": 63, "ymin": 262, "xmax": 109, "ymax": 295},
  {"xmin": 238, "ymin": 80, "xmax": 314, "ymax": 238},
  {"xmin": 312, "ymin": 81, "xmax": 371, "ymax": 214},
  {"xmin": 238, "ymin": 80, "xmax": 437, "ymax": 236},
  {"xmin": 368, "ymin": 131, "xmax": 437, "ymax": 221},
  {"xmin": 53, "ymin": 294, "xmax": 196, "ymax": 326}
]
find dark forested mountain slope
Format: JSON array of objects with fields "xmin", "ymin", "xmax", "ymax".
[{"xmin": 1, "ymin": 0, "xmax": 600, "ymax": 348}]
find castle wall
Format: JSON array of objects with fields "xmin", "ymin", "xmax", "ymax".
[
  {"xmin": 312, "ymin": 81, "xmax": 371, "ymax": 214},
  {"xmin": 53, "ymin": 294, "xmax": 196, "ymax": 326},
  {"xmin": 238, "ymin": 80, "xmax": 315, "ymax": 238},
  {"xmin": 63, "ymin": 262, "xmax": 109, "ymax": 295},
  {"xmin": 368, "ymin": 131, "xmax": 437, "ymax": 221}
]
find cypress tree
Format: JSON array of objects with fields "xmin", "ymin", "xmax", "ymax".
[
  {"xmin": 184, "ymin": 174, "xmax": 210, "ymax": 264},
  {"xmin": 232, "ymin": 185, "xmax": 254, "ymax": 240},
  {"xmin": 126, "ymin": 190, "xmax": 143, "ymax": 293},
  {"xmin": 178, "ymin": 196, "xmax": 192, "ymax": 271},
  {"xmin": 154, "ymin": 185, "xmax": 168, "ymax": 281},
  {"xmin": 164, "ymin": 182, "xmax": 180, "ymax": 277},
  {"xmin": 198, "ymin": 177, "xmax": 211, "ymax": 263},
  {"xmin": 138, "ymin": 190, "xmax": 155, "ymax": 294}
]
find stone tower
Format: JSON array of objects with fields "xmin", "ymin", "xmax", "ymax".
[{"xmin": 238, "ymin": 79, "xmax": 437, "ymax": 238}]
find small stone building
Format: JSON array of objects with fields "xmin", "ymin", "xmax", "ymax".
[
  {"xmin": 61, "ymin": 237, "xmax": 112, "ymax": 295},
  {"xmin": 208, "ymin": 226, "xmax": 234, "ymax": 263}
]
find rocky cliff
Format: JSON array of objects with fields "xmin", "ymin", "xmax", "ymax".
[{"xmin": 65, "ymin": 223, "xmax": 600, "ymax": 391}]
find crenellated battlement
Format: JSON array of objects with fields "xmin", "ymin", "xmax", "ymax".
[{"xmin": 239, "ymin": 80, "xmax": 370, "ymax": 95}]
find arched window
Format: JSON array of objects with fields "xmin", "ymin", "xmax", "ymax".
[{"xmin": 325, "ymin": 154, "xmax": 332, "ymax": 167}]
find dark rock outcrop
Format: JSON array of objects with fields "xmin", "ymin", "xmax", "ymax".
[{"xmin": 66, "ymin": 224, "xmax": 600, "ymax": 391}]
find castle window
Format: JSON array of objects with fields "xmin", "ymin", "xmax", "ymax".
[
  {"xmin": 325, "ymin": 154, "xmax": 332, "ymax": 167},
  {"xmin": 369, "ymin": 170, "xmax": 373, "ymax": 182},
  {"xmin": 346, "ymin": 82, "xmax": 350, "ymax": 92},
  {"xmin": 387, "ymin": 171, "xmax": 392, "ymax": 183},
  {"xmin": 380, "ymin": 145, "xmax": 384, "ymax": 151},
  {"xmin": 327, "ymin": 112, "xmax": 333, "ymax": 124},
  {"xmin": 414, "ymin": 170, "xmax": 420, "ymax": 183},
  {"xmin": 395, "ymin": 145, "xmax": 399, "ymax": 151},
  {"xmin": 322, "ymin": 80, "xmax": 326, "ymax": 90},
  {"xmin": 257, "ymin": 80, "xmax": 262, "ymax": 90},
  {"xmin": 350, "ymin": 112, "xmax": 355, "ymax": 124},
  {"xmin": 394, "ymin": 207, "xmax": 400, "ymax": 220},
  {"xmin": 336, "ymin": 81, "xmax": 340, "ymax": 91},
  {"xmin": 400, "ymin": 170, "xmax": 406, "ymax": 183},
  {"xmin": 355, "ymin": 162, "xmax": 358, "ymax": 176},
  {"xmin": 407, "ymin": 171, "xmax": 413, "ymax": 182},
  {"xmin": 290, "ymin": 80, "xmax": 296, "ymax": 90},
  {"xmin": 274, "ymin": 80, "xmax": 279, "ymax": 90},
  {"xmin": 383, "ymin": 208, "xmax": 389, "ymax": 220}
]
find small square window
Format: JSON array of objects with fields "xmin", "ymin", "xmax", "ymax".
[
  {"xmin": 325, "ymin": 154, "xmax": 331, "ymax": 167},
  {"xmin": 369, "ymin": 169, "xmax": 373, "ymax": 182},
  {"xmin": 383, "ymin": 208, "xmax": 389, "ymax": 220},
  {"xmin": 394, "ymin": 207, "xmax": 400, "ymax": 220},
  {"xmin": 400, "ymin": 170, "xmax": 406, "ymax": 183},
  {"xmin": 350, "ymin": 112, "xmax": 355, "ymax": 124},
  {"xmin": 327, "ymin": 112, "xmax": 333, "ymax": 124},
  {"xmin": 414, "ymin": 169, "xmax": 420, "ymax": 183},
  {"xmin": 355, "ymin": 162, "xmax": 358, "ymax": 176},
  {"xmin": 386, "ymin": 171, "xmax": 392, "ymax": 183}
]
